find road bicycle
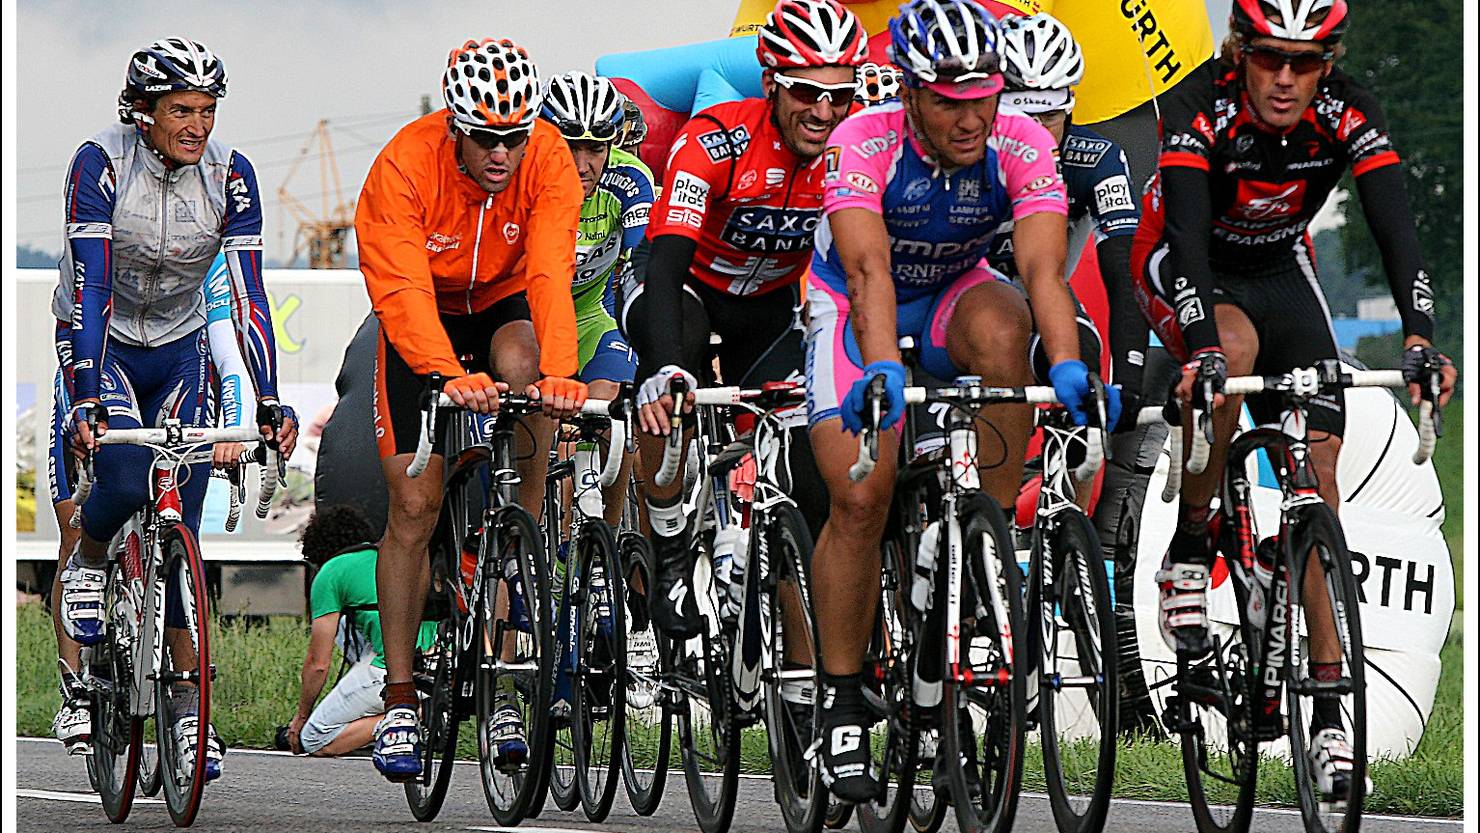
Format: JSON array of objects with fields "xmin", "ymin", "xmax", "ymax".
[
  {"xmin": 1160, "ymin": 360, "xmax": 1441, "ymax": 833},
  {"xmin": 75, "ymin": 420, "xmax": 280, "ymax": 827},
  {"xmin": 399, "ymin": 379, "xmax": 619, "ymax": 824},
  {"xmin": 850, "ymin": 372, "xmax": 1051, "ymax": 833}
]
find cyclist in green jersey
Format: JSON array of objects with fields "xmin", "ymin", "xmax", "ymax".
[{"xmin": 542, "ymin": 71, "xmax": 655, "ymax": 525}]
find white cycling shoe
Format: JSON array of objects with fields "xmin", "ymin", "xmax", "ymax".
[
  {"xmin": 1155, "ymin": 562, "xmax": 1212, "ymax": 658},
  {"xmin": 1308, "ymin": 727, "xmax": 1372, "ymax": 803},
  {"xmin": 173, "ymin": 714, "xmax": 225, "ymax": 782},
  {"xmin": 52, "ymin": 678, "xmax": 92, "ymax": 756},
  {"xmin": 60, "ymin": 555, "xmax": 108, "ymax": 646}
]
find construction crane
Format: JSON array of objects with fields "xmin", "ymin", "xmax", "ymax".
[{"xmin": 277, "ymin": 120, "xmax": 355, "ymax": 269}]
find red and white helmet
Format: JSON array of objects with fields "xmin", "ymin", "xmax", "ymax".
[
  {"xmin": 441, "ymin": 38, "xmax": 543, "ymax": 131},
  {"xmin": 756, "ymin": 0, "xmax": 869, "ymax": 68},
  {"xmin": 1232, "ymin": 0, "xmax": 1349, "ymax": 44}
]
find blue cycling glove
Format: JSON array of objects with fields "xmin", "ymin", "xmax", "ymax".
[
  {"xmin": 841, "ymin": 360, "xmax": 907, "ymax": 435},
  {"xmin": 1048, "ymin": 359, "xmax": 1122, "ymax": 428}
]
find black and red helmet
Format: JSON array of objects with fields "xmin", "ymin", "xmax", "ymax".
[{"xmin": 1232, "ymin": 0, "xmax": 1349, "ymax": 44}]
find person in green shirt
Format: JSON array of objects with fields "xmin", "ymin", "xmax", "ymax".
[
  {"xmin": 284, "ymin": 505, "xmax": 435, "ymax": 756},
  {"xmin": 541, "ymin": 71, "xmax": 655, "ymax": 527}
]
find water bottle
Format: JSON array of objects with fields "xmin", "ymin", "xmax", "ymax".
[
  {"xmin": 712, "ymin": 526, "xmax": 744, "ymax": 624},
  {"xmin": 727, "ymin": 526, "xmax": 751, "ymax": 612},
  {"xmin": 505, "ymin": 556, "xmax": 532, "ymax": 633},
  {"xmin": 1247, "ymin": 535, "xmax": 1278, "ymax": 631},
  {"xmin": 573, "ymin": 441, "xmax": 603, "ymax": 519},
  {"xmin": 911, "ymin": 520, "xmax": 942, "ymax": 612}
]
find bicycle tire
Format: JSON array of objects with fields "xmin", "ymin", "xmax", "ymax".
[
  {"xmin": 574, "ymin": 520, "xmax": 627, "ymax": 821},
  {"xmin": 856, "ymin": 537, "xmax": 920, "ymax": 833},
  {"xmin": 619, "ymin": 532, "xmax": 672, "ymax": 816},
  {"xmin": 154, "ymin": 523, "xmax": 213, "ymax": 827},
  {"xmin": 545, "ymin": 473, "xmax": 581, "ymax": 814},
  {"xmin": 1032, "ymin": 509, "xmax": 1118, "ymax": 833},
  {"xmin": 478, "ymin": 505, "xmax": 554, "ymax": 825},
  {"xmin": 674, "ymin": 534, "xmax": 742, "ymax": 833},
  {"xmin": 941, "ymin": 492, "xmax": 1027, "ymax": 833},
  {"xmin": 403, "ymin": 619, "xmax": 460, "ymax": 821},
  {"xmin": 761, "ymin": 504, "xmax": 826, "ymax": 833},
  {"xmin": 1286, "ymin": 504, "xmax": 1366, "ymax": 833},
  {"xmin": 137, "ymin": 737, "xmax": 163, "ymax": 797},
  {"xmin": 1178, "ymin": 550, "xmax": 1259, "ymax": 833},
  {"xmin": 91, "ymin": 558, "xmax": 141, "ymax": 823},
  {"xmin": 825, "ymin": 798, "xmax": 855, "ymax": 829}
]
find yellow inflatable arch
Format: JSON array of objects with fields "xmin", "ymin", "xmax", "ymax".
[{"xmin": 729, "ymin": 0, "xmax": 1214, "ymax": 125}]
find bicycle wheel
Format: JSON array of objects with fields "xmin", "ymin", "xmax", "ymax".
[
  {"xmin": 674, "ymin": 537, "xmax": 742, "ymax": 833},
  {"xmin": 403, "ymin": 618, "xmax": 460, "ymax": 821},
  {"xmin": 941, "ymin": 492, "xmax": 1027, "ymax": 833},
  {"xmin": 477, "ymin": 505, "xmax": 554, "ymax": 825},
  {"xmin": 857, "ymin": 537, "xmax": 919, "ymax": 833},
  {"xmin": 1176, "ymin": 548, "xmax": 1259, "ymax": 833},
  {"xmin": 574, "ymin": 520, "xmax": 627, "ymax": 821},
  {"xmin": 761, "ymin": 504, "xmax": 826, "ymax": 833},
  {"xmin": 619, "ymin": 532, "xmax": 672, "ymax": 816},
  {"xmin": 1286, "ymin": 504, "xmax": 1366, "ymax": 833},
  {"xmin": 825, "ymin": 799, "xmax": 856, "ymax": 829},
  {"xmin": 154, "ymin": 523, "xmax": 213, "ymax": 827},
  {"xmin": 1032, "ymin": 510, "xmax": 1118, "ymax": 833},
  {"xmin": 544, "ymin": 472, "xmax": 581, "ymax": 813},
  {"xmin": 137, "ymin": 736, "xmax": 163, "ymax": 797},
  {"xmin": 91, "ymin": 562, "xmax": 141, "ymax": 823}
]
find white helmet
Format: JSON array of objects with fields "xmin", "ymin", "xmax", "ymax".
[
  {"xmin": 441, "ymin": 38, "xmax": 543, "ymax": 131},
  {"xmin": 999, "ymin": 13, "xmax": 1083, "ymax": 93},
  {"xmin": 542, "ymin": 71, "xmax": 625, "ymax": 142},
  {"xmin": 855, "ymin": 62, "xmax": 904, "ymax": 105}
]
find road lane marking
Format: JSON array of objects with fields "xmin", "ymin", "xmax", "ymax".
[{"xmin": 15, "ymin": 788, "xmax": 164, "ymax": 805}]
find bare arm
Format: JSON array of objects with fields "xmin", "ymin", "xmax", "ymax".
[
  {"xmin": 829, "ymin": 207, "xmax": 900, "ymax": 367},
  {"xmin": 295, "ymin": 613, "xmax": 340, "ymax": 721},
  {"xmin": 1013, "ymin": 211, "xmax": 1079, "ymax": 367}
]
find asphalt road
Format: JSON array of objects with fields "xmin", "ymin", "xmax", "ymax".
[{"xmin": 14, "ymin": 738, "xmax": 1461, "ymax": 833}]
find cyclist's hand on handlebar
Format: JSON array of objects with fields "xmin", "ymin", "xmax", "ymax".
[
  {"xmin": 637, "ymin": 365, "xmax": 697, "ymax": 436},
  {"xmin": 1401, "ymin": 342, "xmax": 1456, "ymax": 408},
  {"xmin": 530, "ymin": 376, "xmax": 588, "ymax": 419},
  {"xmin": 213, "ymin": 442, "xmax": 246, "ymax": 469},
  {"xmin": 1174, "ymin": 349, "xmax": 1228, "ymax": 411},
  {"xmin": 276, "ymin": 405, "xmax": 300, "ymax": 460},
  {"xmin": 68, "ymin": 400, "xmax": 107, "ymax": 453},
  {"xmin": 1110, "ymin": 387, "xmax": 1140, "ymax": 434},
  {"xmin": 841, "ymin": 360, "xmax": 906, "ymax": 435},
  {"xmin": 1047, "ymin": 359, "xmax": 1106, "ymax": 427},
  {"xmin": 445, "ymin": 373, "xmax": 505, "ymax": 415},
  {"xmin": 255, "ymin": 398, "xmax": 301, "ymax": 456}
]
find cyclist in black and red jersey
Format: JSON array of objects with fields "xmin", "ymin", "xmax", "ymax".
[
  {"xmin": 1131, "ymin": 0, "xmax": 1456, "ymax": 801},
  {"xmin": 622, "ymin": 0, "xmax": 868, "ymax": 640}
]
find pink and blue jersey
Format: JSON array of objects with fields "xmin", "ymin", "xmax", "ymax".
[
  {"xmin": 802, "ymin": 104, "xmax": 1067, "ymax": 427},
  {"xmin": 810, "ymin": 102, "xmax": 1067, "ymax": 300}
]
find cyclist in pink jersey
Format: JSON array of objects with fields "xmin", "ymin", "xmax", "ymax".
[{"xmin": 802, "ymin": 0, "xmax": 1119, "ymax": 801}]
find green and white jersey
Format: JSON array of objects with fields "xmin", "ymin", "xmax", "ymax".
[{"xmin": 573, "ymin": 146, "xmax": 655, "ymax": 323}]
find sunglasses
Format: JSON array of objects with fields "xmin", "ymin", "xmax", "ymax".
[
  {"xmin": 456, "ymin": 122, "xmax": 530, "ymax": 151},
  {"xmin": 549, "ymin": 116, "xmax": 620, "ymax": 143},
  {"xmin": 774, "ymin": 73, "xmax": 856, "ymax": 106},
  {"xmin": 1242, "ymin": 43, "xmax": 1333, "ymax": 75}
]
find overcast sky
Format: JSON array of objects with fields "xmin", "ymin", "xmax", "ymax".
[{"xmin": 12, "ymin": 0, "xmax": 1228, "ymax": 259}]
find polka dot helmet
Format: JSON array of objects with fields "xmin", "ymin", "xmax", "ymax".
[
  {"xmin": 854, "ymin": 61, "xmax": 904, "ymax": 105},
  {"xmin": 441, "ymin": 38, "xmax": 543, "ymax": 131}
]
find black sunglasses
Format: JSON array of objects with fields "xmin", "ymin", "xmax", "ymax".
[
  {"xmin": 1242, "ymin": 43, "xmax": 1333, "ymax": 75},
  {"xmin": 457, "ymin": 122, "xmax": 531, "ymax": 151},
  {"xmin": 550, "ymin": 116, "xmax": 620, "ymax": 142}
]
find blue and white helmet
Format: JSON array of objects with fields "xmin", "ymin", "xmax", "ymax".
[
  {"xmin": 119, "ymin": 37, "xmax": 227, "ymax": 123},
  {"xmin": 887, "ymin": 0, "xmax": 1003, "ymax": 86}
]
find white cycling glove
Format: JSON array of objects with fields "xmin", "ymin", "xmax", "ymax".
[{"xmin": 637, "ymin": 364, "xmax": 698, "ymax": 408}]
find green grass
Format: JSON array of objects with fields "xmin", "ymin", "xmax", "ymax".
[{"xmin": 20, "ymin": 601, "xmax": 1459, "ymax": 815}]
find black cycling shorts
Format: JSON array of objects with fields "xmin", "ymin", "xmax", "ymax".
[
  {"xmin": 1137, "ymin": 239, "xmax": 1344, "ymax": 436},
  {"xmin": 373, "ymin": 293, "xmax": 531, "ymax": 458}
]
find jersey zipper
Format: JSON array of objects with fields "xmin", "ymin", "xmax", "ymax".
[
  {"xmin": 467, "ymin": 195, "xmax": 492, "ymax": 314},
  {"xmin": 141, "ymin": 169, "xmax": 172, "ymax": 347}
]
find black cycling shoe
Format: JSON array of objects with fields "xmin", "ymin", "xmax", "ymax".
[
  {"xmin": 810, "ymin": 680, "xmax": 880, "ymax": 803},
  {"xmin": 651, "ymin": 537, "xmax": 702, "ymax": 639}
]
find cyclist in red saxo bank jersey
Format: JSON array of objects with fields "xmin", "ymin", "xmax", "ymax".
[
  {"xmin": 622, "ymin": 0, "xmax": 869, "ymax": 641},
  {"xmin": 1132, "ymin": 0, "xmax": 1456, "ymax": 803}
]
